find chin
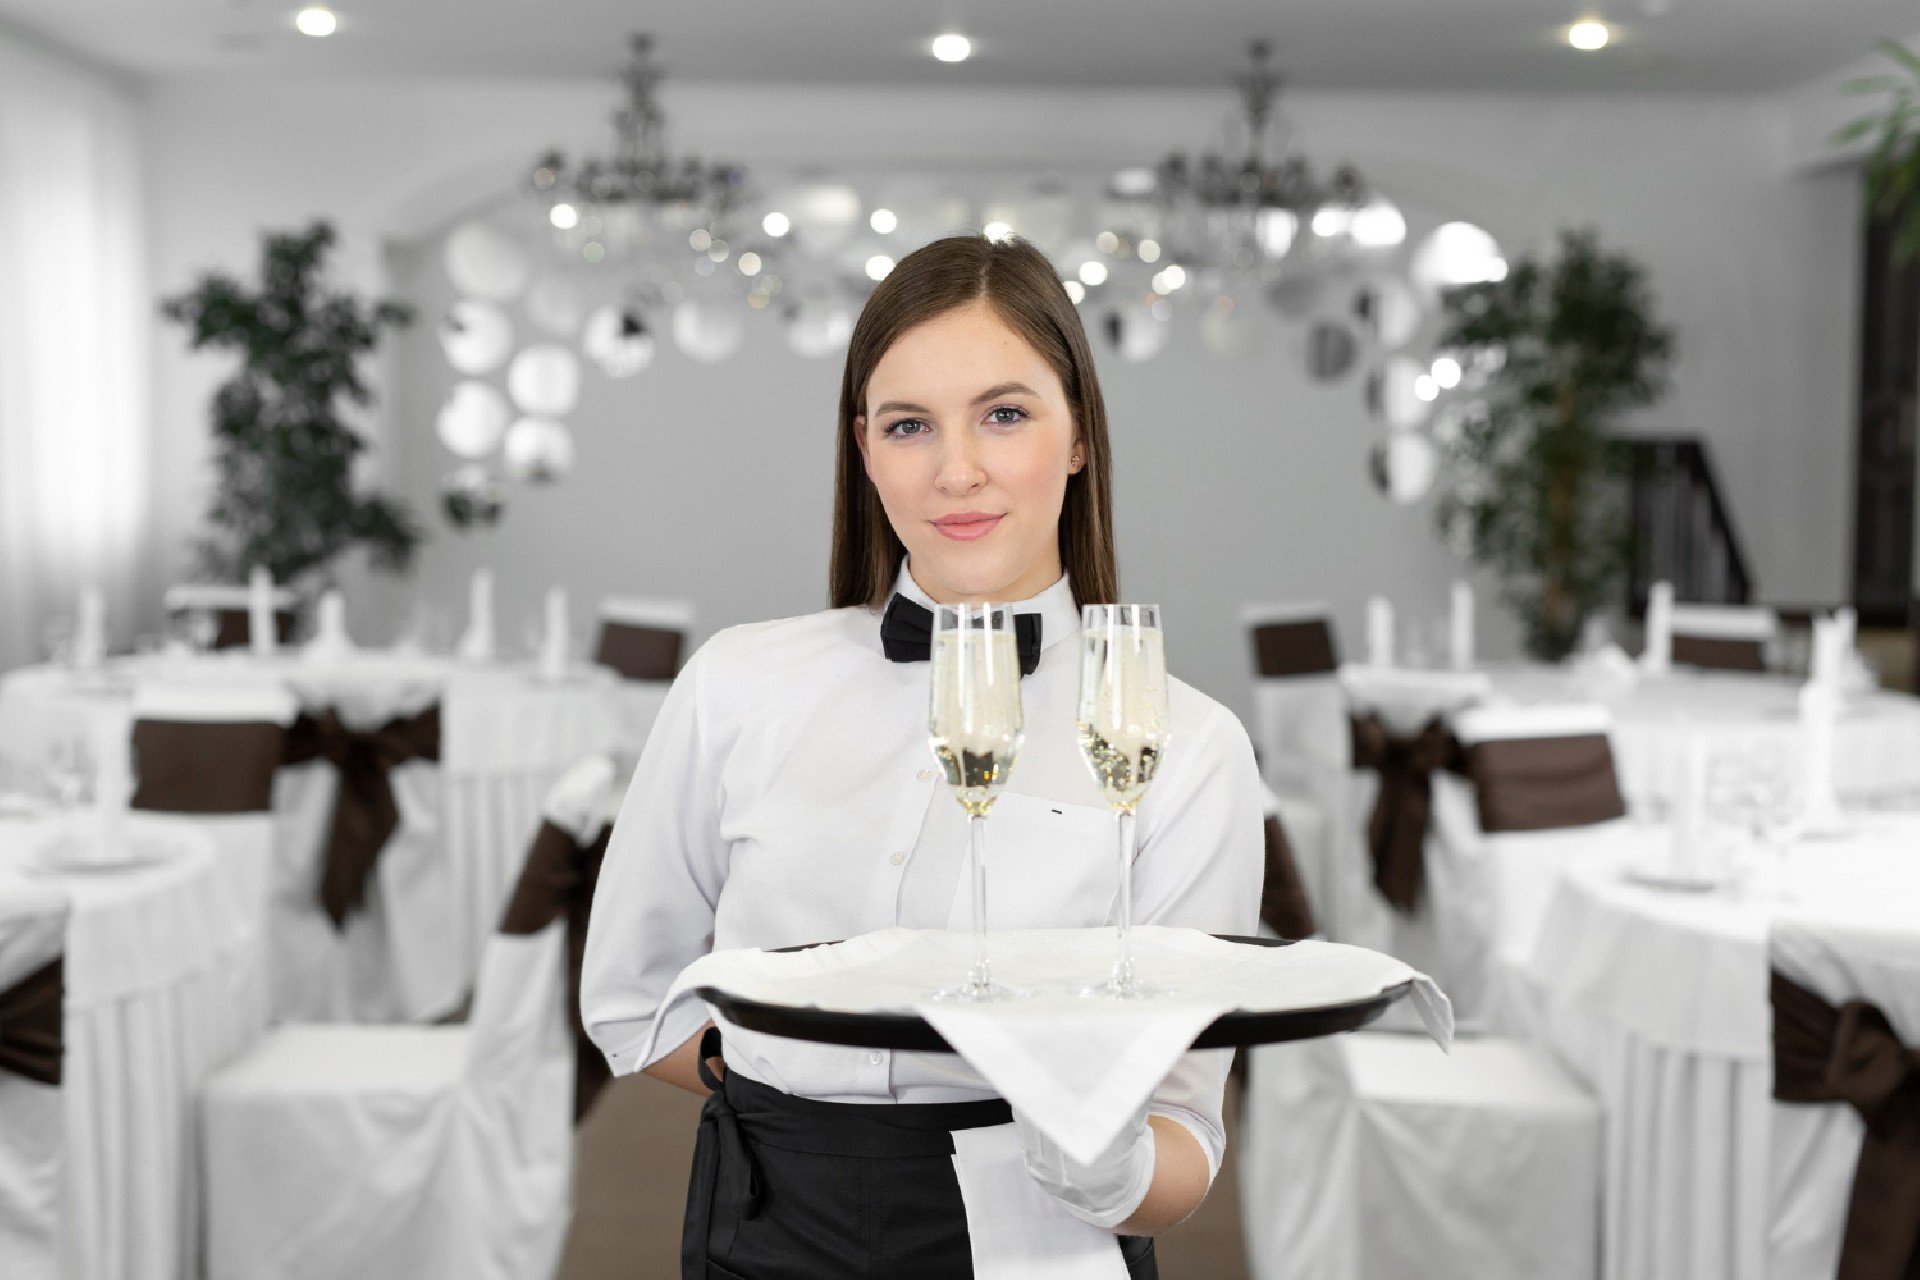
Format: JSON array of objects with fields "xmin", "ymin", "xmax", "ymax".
[{"xmin": 911, "ymin": 544, "xmax": 1024, "ymax": 601}]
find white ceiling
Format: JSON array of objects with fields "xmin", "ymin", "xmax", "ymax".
[{"xmin": 0, "ymin": 0, "xmax": 1912, "ymax": 94}]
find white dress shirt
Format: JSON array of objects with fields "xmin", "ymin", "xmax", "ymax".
[{"xmin": 580, "ymin": 564, "xmax": 1264, "ymax": 1176}]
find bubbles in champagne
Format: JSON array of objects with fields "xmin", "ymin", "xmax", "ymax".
[
  {"xmin": 934, "ymin": 743, "xmax": 1016, "ymax": 817},
  {"xmin": 1076, "ymin": 725, "xmax": 1162, "ymax": 813}
]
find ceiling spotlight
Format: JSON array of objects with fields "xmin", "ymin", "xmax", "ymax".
[
  {"xmin": 761, "ymin": 211, "xmax": 790, "ymax": 238},
  {"xmin": 1567, "ymin": 19, "xmax": 1611, "ymax": 51},
  {"xmin": 869, "ymin": 208, "xmax": 898, "ymax": 234},
  {"xmin": 931, "ymin": 34, "xmax": 972, "ymax": 63},
  {"xmin": 294, "ymin": 5, "xmax": 338, "ymax": 37},
  {"xmin": 549, "ymin": 203, "xmax": 579, "ymax": 230},
  {"xmin": 865, "ymin": 255, "xmax": 895, "ymax": 282},
  {"xmin": 982, "ymin": 220, "xmax": 1014, "ymax": 243}
]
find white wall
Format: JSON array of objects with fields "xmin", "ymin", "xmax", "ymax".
[{"xmin": 142, "ymin": 78, "xmax": 1863, "ymax": 719}]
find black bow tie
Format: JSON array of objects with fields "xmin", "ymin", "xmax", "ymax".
[{"xmin": 880, "ymin": 594, "xmax": 1044, "ymax": 676}]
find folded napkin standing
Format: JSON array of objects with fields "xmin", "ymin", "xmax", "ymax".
[
  {"xmin": 646, "ymin": 926, "xmax": 1453, "ymax": 1166},
  {"xmin": 457, "ymin": 568, "xmax": 496, "ymax": 662},
  {"xmin": 302, "ymin": 590, "xmax": 356, "ymax": 662},
  {"xmin": 1641, "ymin": 580, "xmax": 1673, "ymax": 674},
  {"xmin": 537, "ymin": 586, "xmax": 570, "ymax": 681}
]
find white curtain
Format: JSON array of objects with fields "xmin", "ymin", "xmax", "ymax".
[{"xmin": 0, "ymin": 27, "xmax": 149, "ymax": 673}]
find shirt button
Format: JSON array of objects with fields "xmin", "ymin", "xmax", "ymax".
[
  {"xmin": 868, "ymin": 1051, "xmax": 884, "ymax": 1066},
  {"xmin": 889, "ymin": 851, "xmax": 907, "ymax": 865}
]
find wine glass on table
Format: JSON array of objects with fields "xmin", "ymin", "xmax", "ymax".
[
  {"xmin": 927, "ymin": 602, "xmax": 1027, "ymax": 1002},
  {"xmin": 1076, "ymin": 604, "xmax": 1172, "ymax": 999}
]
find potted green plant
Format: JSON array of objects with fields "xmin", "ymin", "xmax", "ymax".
[
  {"xmin": 1836, "ymin": 37, "xmax": 1920, "ymax": 258},
  {"xmin": 1434, "ymin": 228, "xmax": 1675, "ymax": 660},
  {"xmin": 161, "ymin": 221, "xmax": 422, "ymax": 593}
]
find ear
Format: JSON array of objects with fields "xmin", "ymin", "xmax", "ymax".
[{"xmin": 1067, "ymin": 433, "xmax": 1086, "ymax": 475}]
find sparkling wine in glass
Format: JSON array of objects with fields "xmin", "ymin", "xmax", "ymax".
[
  {"xmin": 928, "ymin": 602, "xmax": 1026, "ymax": 1001},
  {"xmin": 1077, "ymin": 603, "xmax": 1171, "ymax": 998}
]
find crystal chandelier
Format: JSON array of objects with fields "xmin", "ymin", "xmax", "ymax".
[
  {"xmin": 527, "ymin": 34, "xmax": 750, "ymax": 264},
  {"xmin": 1102, "ymin": 41, "xmax": 1402, "ymax": 287}
]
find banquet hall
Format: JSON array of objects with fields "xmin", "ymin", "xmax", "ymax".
[{"xmin": 3, "ymin": 1, "xmax": 1919, "ymax": 1278}]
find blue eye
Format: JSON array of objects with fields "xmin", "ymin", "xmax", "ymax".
[
  {"xmin": 986, "ymin": 406, "xmax": 1029, "ymax": 426},
  {"xmin": 881, "ymin": 418, "xmax": 930, "ymax": 439}
]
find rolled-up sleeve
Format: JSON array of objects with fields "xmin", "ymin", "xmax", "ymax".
[
  {"xmin": 580, "ymin": 642, "xmax": 731, "ymax": 1076},
  {"xmin": 1133, "ymin": 699, "xmax": 1265, "ymax": 1180}
]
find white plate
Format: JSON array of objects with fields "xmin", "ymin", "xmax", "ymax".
[{"xmin": 1622, "ymin": 861, "xmax": 1728, "ymax": 893}]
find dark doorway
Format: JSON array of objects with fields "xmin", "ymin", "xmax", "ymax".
[{"xmin": 1851, "ymin": 189, "xmax": 1920, "ymax": 626}]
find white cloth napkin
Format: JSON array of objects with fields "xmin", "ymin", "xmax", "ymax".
[
  {"xmin": 538, "ymin": 587, "xmax": 570, "ymax": 681},
  {"xmin": 951, "ymin": 1124, "xmax": 1128, "ymax": 1279},
  {"xmin": 456, "ymin": 568, "xmax": 496, "ymax": 661},
  {"xmin": 1570, "ymin": 643, "xmax": 1640, "ymax": 700},
  {"xmin": 73, "ymin": 586, "xmax": 106, "ymax": 671},
  {"xmin": 302, "ymin": 590, "xmax": 355, "ymax": 661},
  {"xmin": 646, "ymin": 926, "xmax": 1452, "ymax": 1165},
  {"xmin": 1641, "ymin": 581, "xmax": 1673, "ymax": 674},
  {"xmin": 1365, "ymin": 596, "xmax": 1395, "ymax": 668},
  {"xmin": 1448, "ymin": 581, "xmax": 1474, "ymax": 671},
  {"xmin": 247, "ymin": 567, "xmax": 277, "ymax": 657}
]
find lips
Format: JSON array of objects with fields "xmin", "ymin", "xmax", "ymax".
[{"xmin": 931, "ymin": 513, "xmax": 1004, "ymax": 542}]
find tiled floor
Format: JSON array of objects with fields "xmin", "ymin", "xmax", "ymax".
[{"xmin": 556, "ymin": 1074, "xmax": 1252, "ymax": 1279}]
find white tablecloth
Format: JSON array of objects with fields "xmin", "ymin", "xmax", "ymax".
[
  {"xmin": 1483, "ymin": 665, "xmax": 1920, "ymax": 812},
  {"xmin": 1516, "ymin": 815, "xmax": 1920, "ymax": 1280},
  {"xmin": 0, "ymin": 654, "xmax": 630, "ymax": 1015},
  {"xmin": 0, "ymin": 811, "xmax": 256, "ymax": 1280}
]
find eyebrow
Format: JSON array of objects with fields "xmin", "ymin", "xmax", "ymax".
[{"xmin": 871, "ymin": 382, "xmax": 1041, "ymax": 417}]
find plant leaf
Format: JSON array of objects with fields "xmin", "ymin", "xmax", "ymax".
[{"xmin": 1875, "ymin": 37, "xmax": 1920, "ymax": 83}]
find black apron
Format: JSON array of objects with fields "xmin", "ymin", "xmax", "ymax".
[{"xmin": 684, "ymin": 1029, "xmax": 1158, "ymax": 1279}]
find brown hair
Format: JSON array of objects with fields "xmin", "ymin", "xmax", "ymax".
[{"xmin": 828, "ymin": 234, "xmax": 1119, "ymax": 609}]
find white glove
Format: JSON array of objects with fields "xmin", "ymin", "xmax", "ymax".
[{"xmin": 1011, "ymin": 1103, "xmax": 1156, "ymax": 1231}]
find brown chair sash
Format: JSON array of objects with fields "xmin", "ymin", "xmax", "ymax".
[
  {"xmin": 592, "ymin": 622, "xmax": 683, "ymax": 680},
  {"xmin": 1671, "ymin": 634, "xmax": 1767, "ymax": 673},
  {"xmin": 1251, "ymin": 617, "xmax": 1338, "ymax": 677},
  {"xmin": 129, "ymin": 719, "xmax": 287, "ymax": 814},
  {"xmin": 1348, "ymin": 713, "xmax": 1464, "ymax": 913},
  {"xmin": 0, "ymin": 957, "xmax": 64, "ymax": 1087},
  {"xmin": 281, "ymin": 704, "xmax": 442, "ymax": 929},
  {"xmin": 1259, "ymin": 814, "xmax": 1316, "ymax": 939},
  {"xmin": 1770, "ymin": 970, "xmax": 1920, "ymax": 1280},
  {"xmin": 1463, "ymin": 733, "xmax": 1626, "ymax": 834},
  {"xmin": 167, "ymin": 605, "xmax": 297, "ymax": 651},
  {"xmin": 500, "ymin": 819, "xmax": 613, "ymax": 1122}
]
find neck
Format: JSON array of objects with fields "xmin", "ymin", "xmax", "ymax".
[{"xmin": 906, "ymin": 556, "xmax": 1064, "ymax": 607}]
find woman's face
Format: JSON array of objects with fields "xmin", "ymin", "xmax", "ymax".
[{"xmin": 857, "ymin": 299, "xmax": 1083, "ymax": 605}]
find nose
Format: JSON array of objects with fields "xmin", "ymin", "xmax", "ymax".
[{"xmin": 934, "ymin": 431, "xmax": 986, "ymax": 496}]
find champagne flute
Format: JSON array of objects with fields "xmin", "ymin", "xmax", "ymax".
[
  {"xmin": 1077, "ymin": 603, "xmax": 1171, "ymax": 998},
  {"xmin": 928, "ymin": 602, "xmax": 1026, "ymax": 1002}
]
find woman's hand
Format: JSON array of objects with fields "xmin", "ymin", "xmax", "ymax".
[{"xmin": 1013, "ymin": 1104, "xmax": 1212, "ymax": 1235}]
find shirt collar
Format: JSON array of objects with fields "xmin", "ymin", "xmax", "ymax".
[{"xmin": 892, "ymin": 560, "xmax": 1080, "ymax": 652}]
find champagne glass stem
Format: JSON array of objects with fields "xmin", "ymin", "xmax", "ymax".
[
  {"xmin": 968, "ymin": 812, "xmax": 991, "ymax": 993},
  {"xmin": 1112, "ymin": 808, "xmax": 1137, "ymax": 991}
]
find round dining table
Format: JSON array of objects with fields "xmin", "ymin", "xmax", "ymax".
[{"xmin": 0, "ymin": 809, "xmax": 256, "ymax": 1280}]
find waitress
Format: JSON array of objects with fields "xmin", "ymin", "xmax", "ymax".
[{"xmin": 580, "ymin": 234, "xmax": 1264, "ymax": 1279}]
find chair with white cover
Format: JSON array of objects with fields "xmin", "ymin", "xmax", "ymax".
[
  {"xmin": 0, "ymin": 877, "xmax": 70, "ymax": 1280},
  {"xmin": 1244, "ymin": 603, "xmax": 1344, "ymax": 924},
  {"xmin": 1423, "ymin": 703, "xmax": 1629, "ymax": 1023},
  {"xmin": 129, "ymin": 681, "xmax": 299, "ymax": 1038},
  {"xmin": 271, "ymin": 692, "xmax": 461, "ymax": 1024},
  {"xmin": 162, "ymin": 583, "xmax": 297, "ymax": 650},
  {"xmin": 591, "ymin": 597, "xmax": 693, "ymax": 681},
  {"xmin": 1669, "ymin": 603, "xmax": 1778, "ymax": 673},
  {"xmin": 1328, "ymin": 665, "xmax": 1491, "ymax": 970},
  {"xmin": 1767, "ymin": 916, "xmax": 1920, "ymax": 1280},
  {"xmin": 199, "ymin": 755, "xmax": 618, "ymax": 1280},
  {"xmin": 1240, "ymin": 1030, "xmax": 1602, "ymax": 1280}
]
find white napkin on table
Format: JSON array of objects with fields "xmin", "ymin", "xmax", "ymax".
[
  {"xmin": 301, "ymin": 590, "xmax": 355, "ymax": 661},
  {"xmin": 1640, "ymin": 580, "xmax": 1673, "ymax": 674},
  {"xmin": 73, "ymin": 585, "xmax": 107, "ymax": 671},
  {"xmin": 1365, "ymin": 596, "xmax": 1396, "ymax": 668},
  {"xmin": 456, "ymin": 568, "xmax": 496, "ymax": 662},
  {"xmin": 1448, "ymin": 581, "xmax": 1474, "ymax": 671},
  {"xmin": 646, "ymin": 926, "xmax": 1452, "ymax": 1166},
  {"xmin": 537, "ymin": 586, "xmax": 571, "ymax": 681}
]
